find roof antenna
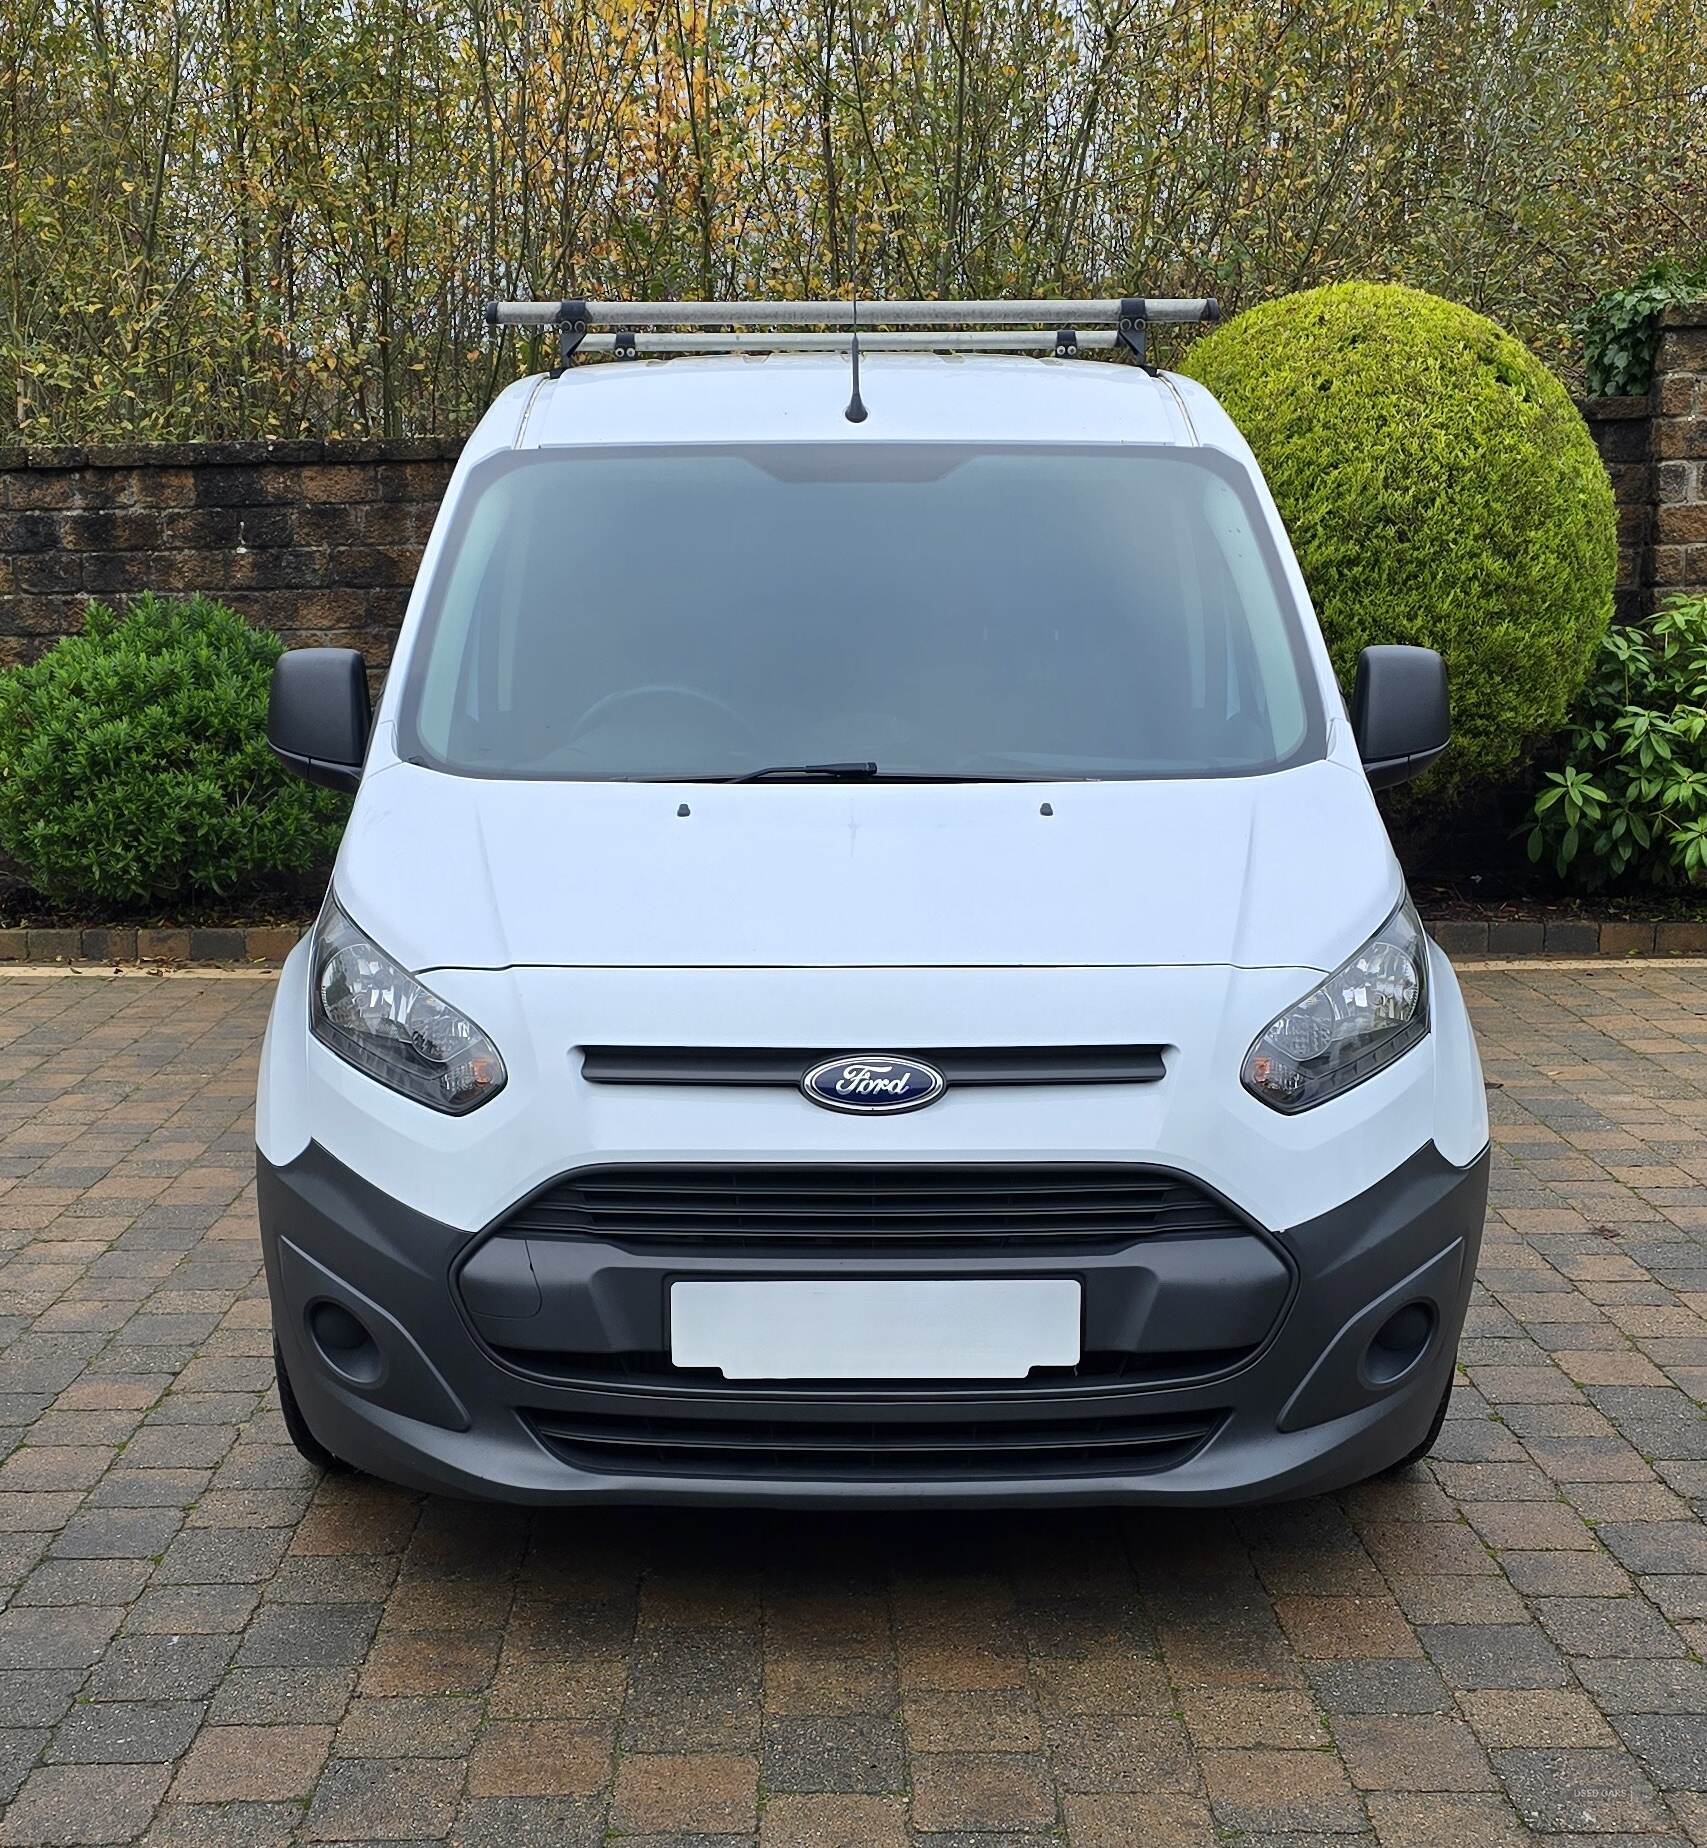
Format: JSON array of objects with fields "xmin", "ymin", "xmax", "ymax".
[
  {"xmin": 844, "ymin": 289, "xmax": 868, "ymax": 424},
  {"xmin": 843, "ymin": 209, "xmax": 868, "ymax": 423}
]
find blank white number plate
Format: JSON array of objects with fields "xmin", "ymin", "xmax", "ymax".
[{"xmin": 669, "ymin": 1278, "xmax": 1082, "ymax": 1380}]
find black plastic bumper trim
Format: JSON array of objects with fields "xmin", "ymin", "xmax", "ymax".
[
  {"xmin": 255, "ymin": 1136, "xmax": 1489, "ymax": 1505},
  {"xmin": 579, "ymin": 1045, "xmax": 1166, "ymax": 1086}
]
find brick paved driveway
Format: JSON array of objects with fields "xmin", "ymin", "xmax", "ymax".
[{"xmin": 0, "ymin": 963, "xmax": 1704, "ymax": 1847}]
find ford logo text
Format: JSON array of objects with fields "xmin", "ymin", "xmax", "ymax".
[{"xmin": 801, "ymin": 1054, "xmax": 947, "ymax": 1115}]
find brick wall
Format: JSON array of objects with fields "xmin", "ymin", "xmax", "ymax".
[
  {"xmin": 1653, "ymin": 305, "xmax": 1707, "ymax": 601},
  {"xmin": 0, "ymin": 440, "xmax": 459, "ymax": 667},
  {"xmin": 4, "ymin": 313, "xmax": 1705, "ymax": 661},
  {"xmin": 1579, "ymin": 395, "xmax": 1652, "ymax": 626},
  {"xmin": 1579, "ymin": 304, "xmax": 1707, "ymax": 624}
]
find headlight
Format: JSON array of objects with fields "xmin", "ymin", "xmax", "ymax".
[
  {"xmin": 309, "ymin": 900, "xmax": 507, "ymax": 1114},
  {"xmin": 1241, "ymin": 899, "xmax": 1428, "ymax": 1113}
]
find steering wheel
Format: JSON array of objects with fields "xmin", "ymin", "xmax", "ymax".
[{"xmin": 566, "ymin": 683, "xmax": 757, "ymax": 745}]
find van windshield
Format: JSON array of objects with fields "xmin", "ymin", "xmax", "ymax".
[{"xmin": 400, "ymin": 443, "xmax": 1323, "ymax": 782}]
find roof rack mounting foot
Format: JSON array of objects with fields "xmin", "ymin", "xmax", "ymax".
[
  {"xmin": 1117, "ymin": 297, "xmax": 1158, "ymax": 374},
  {"xmin": 1054, "ymin": 328, "xmax": 1079, "ymax": 357},
  {"xmin": 550, "ymin": 300, "xmax": 590, "ymax": 377}
]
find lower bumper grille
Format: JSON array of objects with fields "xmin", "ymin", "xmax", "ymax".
[{"xmin": 525, "ymin": 1406, "xmax": 1224, "ymax": 1482}]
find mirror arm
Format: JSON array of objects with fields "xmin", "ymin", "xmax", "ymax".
[{"xmin": 266, "ymin": 744, "xmax": 364, "ymax": 795}]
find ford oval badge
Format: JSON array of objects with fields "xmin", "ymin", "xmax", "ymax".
[{"xmin": 801, "ymin": 1053, "xmax": 947, "ymax": 1115}]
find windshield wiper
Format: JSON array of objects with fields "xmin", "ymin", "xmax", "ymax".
[
  {"xmin": 727, "ymin": 760, "xmax": 881, "ymax": 783},
  {"xmin": 652, "ymin": 761, "xmax": 1045, "ymax": 784}
]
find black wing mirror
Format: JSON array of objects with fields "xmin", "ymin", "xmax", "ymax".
[
  {"xmin": 267, "ymin": 649, "xmax": 371, "ymax": 794},
  {"xmin": 1351, "ymin": 645, "xmax": 1450, "ymax": 791}
]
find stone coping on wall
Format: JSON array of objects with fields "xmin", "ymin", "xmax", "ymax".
[
  {"xmin": 1, "ymin": 915, "xmax": 1707, "ymax": 967},
  {"xmin": 0, "ymin": 926, "xmax": 307, "ymax": 964},
  {"xmin": 1427, "ymin": 917, "xmax": 1707, "ymax": 957},
  {"xmin": 0, "ymin": 438, "xmax": 466, "ymax": 470}
]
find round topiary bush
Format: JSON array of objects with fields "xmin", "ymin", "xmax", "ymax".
[
  {"xmin": 1181, "ymin": 282, "xmax": 1616, "ymax": 807},
  {"xmin": 0, "ymin": 593, "xmax": 348, "ymax": 907}
]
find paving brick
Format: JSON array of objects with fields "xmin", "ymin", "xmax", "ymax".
[
  {"xmin": 1, "ymin": 962, "xmax": 1707, "ymax": 1831},
  {"xmin": 1597, "ymin": 1521, "xmax": 1707, "ymax": 1575},
  {"xmin": 1533, "ymin": 1593, "xmax": 1690, "ymax": 1658},
  {"xmin": 125, "ymin": 1583, "xmax": 260, "ymax": 1634},
  {"xmin": 45, "ymin": 1504, "xmax": 183, "ymax": 1560},
  {"xmin": 334, "ymin": 1694, "xmax": 482, "ymax": 1758},
  {"xmin": 1469, "ymin": 1689, "xmax": 1621, "ymax": 1759},
  {"xmin": 359, "ymin": 1629, "xmax": 501, "ymax": 1697},
  {"xmin": 907, "ymin": 1751, "xmax": 1057, "ymax": 1831},
  {"xmin": 1492, "ymin": 1744, "xmax": 1672, "ymax": 1832},
  {"xmin": 206, "ymin": 1666, "xmax": 355, "ymax": 1725},
  {"xmin": 1610, "ymin": 1711, "xmax": 1707, "ymax": 1790},
  {"xmin": 758, "ymin": 1792, "xmax": 909, "ymax": 1847},
  {"xmin": 13, "ymin": 1558, "xmax": 150, "ymax": 1606},
  {"xmin": 0, "ymin": 1762, "xmax": 170, "ymax": 1844},
  {"xmin": 1333, "ymin": 1713, "xmax": 1497, "ymax": 1790},
  {"xmin": 44, "ymin": 1696, "xmax": 206, "ymax": 1767},
  {"xmin": 465, "ymin": 1719, "xmax": 612, "ymax": 1796},
  {"xmin": 231, "ymin": 1599, "xmax": 380, "ymax": 1667},
  {"xmin": 133, "ymin": 1799, "xmax": 304, "ymax": 1846},
  {"xmin": 610, "ymin": 1752, "xmax": 760, "ymax": 1834},
  {"xmin": 761, "ymin": 1714, "xmax": 906, "ymax": 1793},
  {"xmin": 901, "ymin": 1690, "xmax": 1040, "ymax": 1753},
  {"xmin": 1363, "ymin": 1790, "xmax": 1532, "ymax": 1847},
  {"xmin": 1272, "ymin": 1595, "xmax": 1421, "ymax": 1659},
  {"xmin": 1029, "ymin": 1654, "xmax": 1171, "ymax": 1715},
  {"xmin": 152, "ymin": 1526, "xmax": 289, "ymax": 1584},
  {"xmin": 0, "ymin": 1732, "xmax": 46, "ymax": 1807},
  {"xmin": 1179, "ymin": 1687, "xmax": 1328, "ymax": 1748},
  {"xmin": 1416, "ymin": 1621, "xmax": 1571, "ymax": 1689},
  {"xmin": 1059, "ymin": 1792, "xmax": 1217, "ymax": 1846},
  {"xmin": 0, "ymin": 1605, "xmax": 122, "ymax": 1669},
  {"xmin": 0, "ymin": 1677, "xmax": 82, "ymax": 1730},
  {"xmin": 1043, "ymin": 1713, "xmax": 1196, "ymax": 1792},
  {"xmin": 1498, "ymin": 1548, "xmax": 1633, "ymax": 1596},
  {"xmin": 82, "ymin": 1638, "xmax": 235, "ymax": 1703},
  {"xmin": 1303, "ymin": 1659, "xmax": 1454, "ymax": 1715},
  {"xmin": 1574, "ymin": 1658, "xmax": 1707, "ymax": 1714},
  {"xmin": 1200, "ymin": 1746, "xmax": 1365, "ymax": 1833},
  {"xmin": 168, "ymin": 1723, "xmax": 331, "ymax": 1802},
  {"xmin": 448, "ymin": 1793, "xmax": 603, "ymax": 1846},
  {"xmin": 300, "ymin": 1756, "xmax": 463, "ymax": 1839}
]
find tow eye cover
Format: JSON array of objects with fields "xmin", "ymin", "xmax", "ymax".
[{"xmin": 802, "ymin": 1054, "xmax": 946, "ymax": 1115}]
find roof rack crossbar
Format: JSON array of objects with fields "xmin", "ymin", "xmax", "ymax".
[
  {"xmin": 485, "ymin": 297, "xmax": 1218, "ymax": 330},
  {"xmin": 553, "ymin": 329, "xmax": 1122, "ymax": 355}
]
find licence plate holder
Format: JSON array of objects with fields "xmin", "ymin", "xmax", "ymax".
[{"xmin": 668, "ymin": 1278, "xmax": 1082, "ymax": 1381}]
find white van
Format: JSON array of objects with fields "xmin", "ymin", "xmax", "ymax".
[{"xmin": 256, "ymin": 298, "xmax": 1488, "ymax": 1507}]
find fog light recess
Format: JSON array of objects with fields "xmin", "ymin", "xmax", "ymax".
[
  {"xmin": 1364, "ymin": 1300, "xmax": 1436, "ymax": 1387},
  {"xmin": 307, "ymin": 1299, "xmax": 383, "ymax": 1385}
]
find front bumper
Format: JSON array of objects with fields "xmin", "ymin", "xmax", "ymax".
[{"xmin": 258, "ymin": 1138, "xmax": 1489, "ymax": 1508}]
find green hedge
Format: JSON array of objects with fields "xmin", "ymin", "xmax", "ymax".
[
  {"xmin": 1181, "ymin": 282, "xmax": 1617, "ymax": 809},
  {"xmin": 1528, "ymin": 594, "xmax": 1707, "ymax": 887},
  {"xmin": 0, "ymin": 594, "xmax": 347, "ymax": 907}
]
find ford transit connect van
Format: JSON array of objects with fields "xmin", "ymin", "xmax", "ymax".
[{"xmin": 256, "ymin": 297, "xmax": 1489, "ymax": 1507}]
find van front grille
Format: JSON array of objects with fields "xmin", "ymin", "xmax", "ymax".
[
  {"xmin": 525, "ymin": 1405, "xmax": 1224, "ymax": 1482},
  {"xmin": 497, "ymin": 1164, "xmax": 1247, "ymax": 1249}
]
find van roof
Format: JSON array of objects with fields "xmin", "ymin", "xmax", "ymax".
[{"xmin": 497, "ymin": 353, "xmax": 1224, "ymax": 453}]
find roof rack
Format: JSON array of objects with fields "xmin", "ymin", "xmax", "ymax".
[{"xmin": 483, "ymin": 297, "xmax": 1220, "ymax": 372}]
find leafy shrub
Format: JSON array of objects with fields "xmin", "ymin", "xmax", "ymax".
[
  {"xmin": 1181, "ymin": 282, "xmax": 1617, "ymax": 809},
  {"xmin": 1527, "ymin": 595, "xmax": 1707, "ymax": 888},
  {"xmin": 0, "ymin": 594, "xmax": 348, "ymax": 906},
  {"xmin": 1577, "ymin": 262, "xmax": 1707, "ymax": 398}
]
